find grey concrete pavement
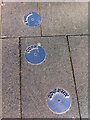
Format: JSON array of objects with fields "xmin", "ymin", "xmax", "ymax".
[
  {"xmin": 21, "ymin": 37, "xmax": 79, "ymax": 118},
  {"xmin": 40, "ymin": 3, "xmax": 88, "ymax": 36},
  {"xmin": 0, "ymin": 39, "xmax": 2, "ymax": 119},
  {"xmin": 1, "ymin": 2, "xmax": 89, "ymax": 119},
  {"xmin": 2, "ymin": 39, "xmax": 20, "ymax": 118},
  {"xmin": 69, "ymin": 36, "xmax": 88, "ymax": 118},
  {"xmin": 1, "ymin": 3, "xmax": 41, "ymax": 37},
  {"xmin": 0, "ymin": 5, "xmax": 1, "ymax": 37}
]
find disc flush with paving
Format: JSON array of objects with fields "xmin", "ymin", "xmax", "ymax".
[
  {"xmin": 25, "ymin": 44, "xmax": 46, "ymax": 65},
  {"xmin": 24, "ymin": 12, "xmax": 42, "ymax": 27},
  {"xmin": 47, "ymin": 87, "xmax": 71, "ymax": 114}
]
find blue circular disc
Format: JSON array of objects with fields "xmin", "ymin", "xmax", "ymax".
[
  {"xmin": 47, "ymin": 87, "xmax": 71, "ymax": 114},
  {"xmin": 25, "ymin": 45, "xmax": 46, "ymax": 65},
  {"xmin": 24, "ymin": 12, "xmax": 42, "ymax": 27}
]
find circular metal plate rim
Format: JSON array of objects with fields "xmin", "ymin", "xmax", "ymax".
[
  {"xmin": 47, "ymin": 87, "xmax": 72, "ymax": 114},
  {"xmin": 23, "ymin": 12, "xmax": 42, "ymax": 27},
  {"xmin": 24, "ymin": 45, "xmax": 46, "ymax": 65}
]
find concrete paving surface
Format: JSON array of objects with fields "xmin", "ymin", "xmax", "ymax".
[
  {"xmin": 2, "ymin": 39, "xmax": 20, "ymax": 118},
  {"xmin": 0, "ymin": 2, "xmax": 89, "ymax": 119},
  {"xmin": 0, "ymin": 39, "xmax": 2, "ymax": 119},
  {"xmin": 0, "ymin": 5, "xmax": 1, "ymax": 37},
  {"xmin": 40, "ymin": 2, "xmax": 88, "ymax": 36},
  {"xmin": 21, "ymin": 37, "xmax": 79, "ymax": 118},
  {"xmin": 69, "ymin": 36, "xmax": 88, "ymax": 118},
  {"xmin": 1, "ymin": 3, "xmax": 41, "ymax": 37}
]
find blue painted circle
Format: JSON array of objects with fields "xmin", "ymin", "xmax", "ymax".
[
  {"xmin": 47, "ymin": 88, "xmax": 71, "ymax": 114},
  {"xmin": 24, "ymin": 12, "xmax": 42, "ymax": 27},
  {"xmin": 25, "ymin": 45, "xmax": 46, "ymax": 65}
]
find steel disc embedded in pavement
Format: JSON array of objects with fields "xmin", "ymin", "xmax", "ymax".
[
  {"xmin": 24, "ymin": 12, "xmax": 42, "ymax": 27},
  {"xmin": 25, "ymin": 44, "xmax": 46, "ymax": 65},
  {"xmin": 47, "ymin": 87, "xmax": 71, "ymax": 114}
]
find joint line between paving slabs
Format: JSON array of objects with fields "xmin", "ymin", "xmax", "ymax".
[
  {"xmin": 37, "ymin": 2, "xmax": 43, "ymax": 37},
  {"xmin": 19, "ymin": 37, "xmax": 22, "ymax": 119},
  {"xmin": 0, "ymin": 34, "xmax": 89, "ymax": 39},
  {"xmin": 66, "ymin": 35, "xmax": 82, "ymax": 120}
]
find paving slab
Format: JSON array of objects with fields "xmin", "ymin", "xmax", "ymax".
[
  {"xmin": 0, "ymin": 5, "xmax": 1, "ymax": 37},
  {"xmin": 69, "ymin": 36, "xmax": 88, "ymax": 118},
  {"xmin": 40, "ymin": 3, "xmax": 88, "ymax": 36},
  {"xmin": 1, "ymin": 3, "xmax": 40, "ymax": 37},
  {"xmin": 2, "ymin": 39, "xmax": 20, "ymax": 118},
  {"xmin": 0, "ymin": 39, "xmax": 2, "ymax": 119},
  {"xmin": 21, "ymin": 37, "xmax": 79, "ymax": 118}
]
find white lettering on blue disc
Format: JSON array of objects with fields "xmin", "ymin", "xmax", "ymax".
[
  {"xmin": 47, "ymin": 87, "xmax": 71, "ymax": 114},
  {"xmin": 24, "ymin": 12, "xmax": 42, "ymax": 27},
  {"xmin": 25, "ymin": 44, "xmax": 46, "ymax": 65}
]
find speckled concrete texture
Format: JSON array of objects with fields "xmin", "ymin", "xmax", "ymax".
[
  {"xmin": 2, "ymin": 39, "xmax": 20, "ymax": 118},
  {"xmin": 1, "ymin": 3, "xmax": 41, "ymax": 37},
  {"xmin": 0, "ymin": 39, "xmax": 2, "ymax": 119},
  {"xmin": 40, "ymin": 3, "xmax": 88, "ymax": 36},
  {"xmin": 1, "ymin": 2, "xmax": 89, "ymax": 119},
  {"xmin": 0, "ymin": 5, "xmax": 1, "ymax": 37},
  {"xmin": 69, "ymin": 36, "xmax": 88, "ymax": 118},
  {"xmin": 21, "ymin": 37, "xmax": 79, "ymax": 118}
]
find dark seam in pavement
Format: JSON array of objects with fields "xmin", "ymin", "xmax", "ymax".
[
  {"xmin": 37, "ymin": 2, "xmax": 43, "ymax": 37},
  {"xmin": 0, "ymin": 34, "xmax": 90, "ymax": 39},
  {"xmin": 67, "ymin": 34, "xmax": 90, "ymax": 36},
  {"xmin": 66, "ymin": 35, "xmax": 82, "ymax": 120},
  {"xmin": 19, "ymin": 37, "xmax": 22, "ymax": 120}
]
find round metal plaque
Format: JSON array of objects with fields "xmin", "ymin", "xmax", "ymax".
[
  {"xmin": 47, "ymin": 87, "xmax": 71, "ymax": 114},
  {"xmin": 24, "ymin": 12, "xmax": 42, "ymax": 27},
  {"xmin": 25, "ymin": 44, "xmax": 46, "ymax": 65}
]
